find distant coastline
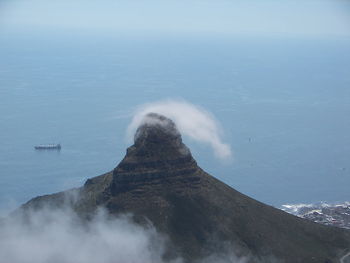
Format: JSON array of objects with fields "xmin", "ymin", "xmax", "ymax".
[{"xmin": 281, "ymin": 202, "xmax": 350, "ymax": 229}]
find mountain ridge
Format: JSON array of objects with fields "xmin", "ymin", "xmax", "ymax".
[{"xmin": 19, "ymin": 113, "xmax": 350, "ymax": 263}]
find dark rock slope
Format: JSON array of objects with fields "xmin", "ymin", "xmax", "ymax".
[{"xmin": 21, "ymin": 113, "xmax": 350, "ymax": 263}]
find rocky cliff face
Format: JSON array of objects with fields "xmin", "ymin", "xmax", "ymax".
[
  {"xmin": 110, "ymin": 113, "xmax": 198, "ymax": 195},
  {"xmin": 21, "ymin": 113, "xmax": 350, "ymax": 263}
]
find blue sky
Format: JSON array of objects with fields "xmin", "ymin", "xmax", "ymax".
[{"xmin": 1, "ymin": 0, "xmax": 350, "ymax": 38}]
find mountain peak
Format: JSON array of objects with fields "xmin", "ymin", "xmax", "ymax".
[
  {"xmin": 133, "ymin": 113, "xmax": 187, "ymax": 156},
  {"xmin": 135, "ymin": 113, "xmax": 179, "ymax": 142},
  {"xmin": 20, "ymin": 113, "xmax": 350, "ymax": 263},
  {"xmin": 110, "ymin": 113, "xmax": 197, "ymax": 194}
]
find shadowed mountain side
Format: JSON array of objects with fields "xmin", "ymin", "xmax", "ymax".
[{"xmin": 20, "ymin": 113, "xmax": 350, "ymax": 263}]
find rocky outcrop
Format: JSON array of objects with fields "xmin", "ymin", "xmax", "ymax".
[{"xmin": 110, "ymin": 113, "xmax": 198, "ymax": 194}]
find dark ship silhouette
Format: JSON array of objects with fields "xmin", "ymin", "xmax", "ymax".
[{"xmin": 34, "ymin": 144, "xmax": 61, "ymax": 150}]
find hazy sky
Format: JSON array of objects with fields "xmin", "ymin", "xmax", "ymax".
[{"xmin": 1, "ymin": 0, "xmax": 350, "ymax": 38}]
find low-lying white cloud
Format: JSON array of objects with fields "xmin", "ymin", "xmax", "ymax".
[
  {"xmin": 0, "ymin": 207, "xmax": 179, "ymax": 263},
  {"xmin": 0, "ymin": 205, "xmax": 257, "ymax": 263},
  {"xmin": 127, "ymin": 100, "xmax": 232, "ymax": 160}
]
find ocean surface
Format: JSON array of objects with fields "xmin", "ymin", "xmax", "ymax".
[{"xmin": 1, "ymin": 33, "xmax": 350, "ymax": 213}]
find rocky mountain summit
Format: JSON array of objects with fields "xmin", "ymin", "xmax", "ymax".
[{"xmin": 21, "ymin": 113, "xmax": 350, "ymax": 263}]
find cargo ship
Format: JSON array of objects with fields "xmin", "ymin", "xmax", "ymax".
[{"xmin": 34, "ymin": 144, "xmax": 61, "ymax": 150}]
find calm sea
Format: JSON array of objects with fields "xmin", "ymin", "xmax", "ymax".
[{"xmin": 1, "ymin": 33, "xmax": 349, "ymax": 213}]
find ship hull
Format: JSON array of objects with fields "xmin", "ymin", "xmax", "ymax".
[{"xmin": 34, "ymin": 144, "xmax": 61, "ymax": 150}]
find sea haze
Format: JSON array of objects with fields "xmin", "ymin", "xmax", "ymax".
[{"xmin": 0, "ymin": 33, "xmax": 350, "ymax": 213}]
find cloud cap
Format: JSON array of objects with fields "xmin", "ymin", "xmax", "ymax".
[
  {"xmin": 134, "ymin": 113, "xmax": 181, "ymax": 146},
  {"xmin": 127, "ymin": 100, "xmax": 232, "ymax": 161}
]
